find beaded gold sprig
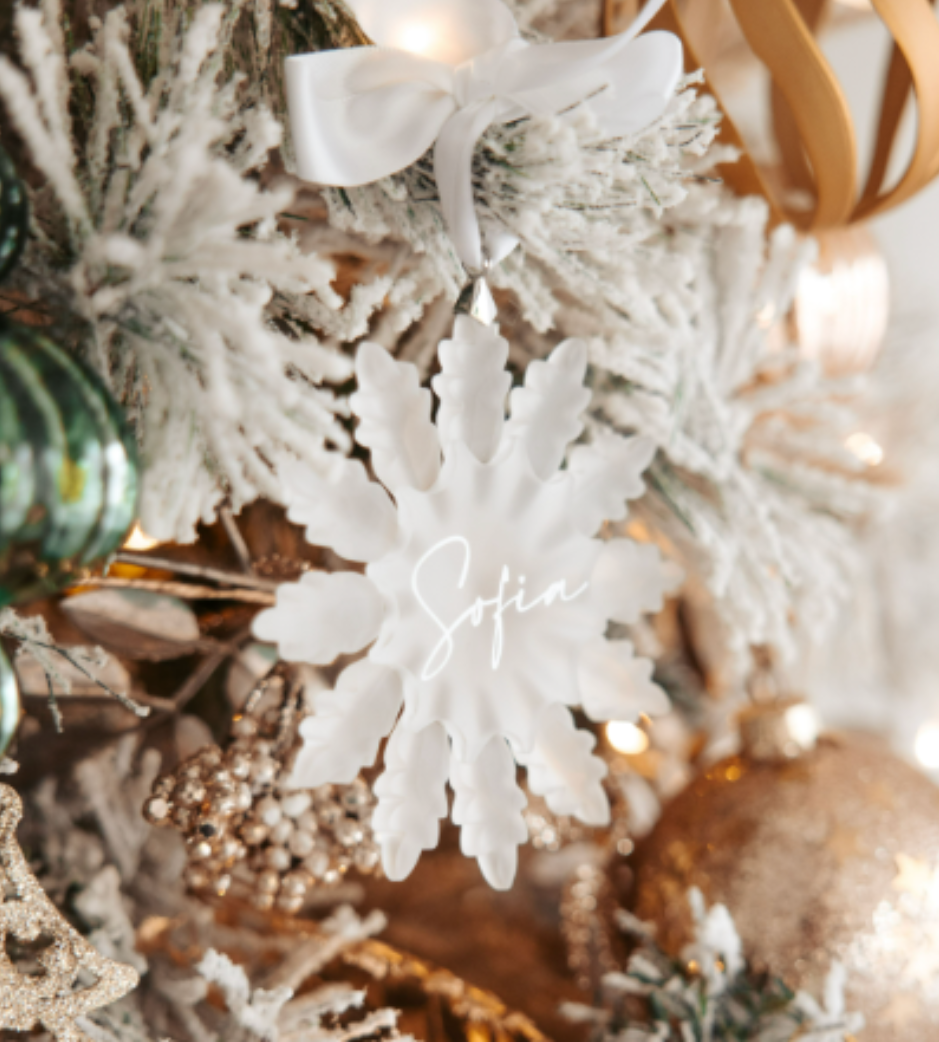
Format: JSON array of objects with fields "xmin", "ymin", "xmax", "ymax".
[{"xmin": 144, "ymin": 664, "xmax": 381, "ymax": 912}]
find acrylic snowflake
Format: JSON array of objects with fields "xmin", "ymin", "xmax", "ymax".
[{"xmin": 254, "ymin": 317, "xmax": 679, "ymax": 888}]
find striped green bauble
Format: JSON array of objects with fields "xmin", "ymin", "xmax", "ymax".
[
  {"xmin": 0, "ymin": 646, "xmax": 18, "ymax": 760},
  {"xmin": 0, "ymin": 145, "xmax": 28, "ymax": 284},
  {"xmin": 0, "ymin": 319, "xmax": 139, "ymax": 605}
]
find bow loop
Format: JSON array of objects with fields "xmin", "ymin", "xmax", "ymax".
[{"xmin": 286, "ymin": 49, "xmax": 457, "ymax": 187}]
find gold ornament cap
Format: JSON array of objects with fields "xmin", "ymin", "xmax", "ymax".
[{"xmin": 738, "ymin": 698, "xmax": 820, "ymax": 763}]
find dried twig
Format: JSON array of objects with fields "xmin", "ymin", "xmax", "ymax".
[
  {"xmin": 219, "ymin": 505, "xmax": 256, "ymax": 576},
  {"xmin": 111, "ymin": 553, "xmax": 278, "ymax": 593},
  {"xmin": 74, "ymin": 576, "xmax": 275, "ymax": 606}
]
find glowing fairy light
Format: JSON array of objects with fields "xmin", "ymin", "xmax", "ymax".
[
  {"xmin": 783, "ymin": 702, "xmax": 820, "ymax": 749},
  {"xmin": 755, "ymin": 302, "xmax": 776, "ymax": 329},
  {"xmin": 845, "ymin": 432, "xmax": 884, "ymax": 467},
  {"xmin": 393, "ymin": 21, "xmax": 438, "ymax": 56},
  {"xmin": 606, "ymin": 720, "xmax": 650, "ymax": 755},
  {"xmin": 123, "ymin": 523, "xmax": 161, "ymax": 551},
  {"xmin": 915, "ymin": 721, "xmax": 939, "ymax": 770}
]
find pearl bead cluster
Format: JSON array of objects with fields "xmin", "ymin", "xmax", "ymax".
[{"xmin": 143, "ymin": 711, "xmax": 380, "ymax": 913}]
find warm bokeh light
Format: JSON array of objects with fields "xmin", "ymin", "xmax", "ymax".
[
  {"xmin": 755, "ymin": 302, "xmax": 776, "ymax": 329},
  {"xmin": 784, "ymin": 703, "xmax": 820, "ymax": 749},
  {"xmin": 794, "ymin": 228, "xmax": 889, "ymax": 376},
  {"xmin": 123, "ymin": 522, "xmax": 161, "ymax": 551},
  {"xmin": 393, "ymin": 22, "xmax": 438, "ymax": 57},
  {"xmin": 915, "ymin": 721, "xmax": 939, "ymax": 770},
  {"xmin": 845, "ymin": 431, "xmax": 884, "ymax": 467},
  {"xmin": 606, "ymin": 720, "xmax": 649, "ymax": 755}
]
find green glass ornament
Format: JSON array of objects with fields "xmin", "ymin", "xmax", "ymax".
[
  {"xmin": 0, "ymin": 133, "xmax": 138, "ymax": 757},
  {"xmin": 0, "ymin": 646, "xmax": 18, "ymax": 760},
  {"xmin": 0, "ymin": 145, "xmax": 28, "ymax": 283},
  {"xmin": 0, "ymin": 318, "xmax": 139, "ymax": 606}
]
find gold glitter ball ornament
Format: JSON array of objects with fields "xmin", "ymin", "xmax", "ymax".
[
  {"xmin": 627, "ymin": 730, "xmax": 939, "ymax": 1041},
  {"xmin": 0, "ymin": 783, "xmax": 138, "ymax": 1041}
]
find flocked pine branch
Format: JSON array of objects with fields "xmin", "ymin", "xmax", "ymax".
[
  {"xmin": 0, "ymin": 607, "xmax": 149, "ymax": 728},
  {"xmin": 0, "ymin": 0, "xmax": 886, "ymax": 667},
  {"xmin": 293, "ymin": 0, "xmax": 884, "ymax": 667},
  {"xmin": 23, "ymin": 739, "xmax": 403, "ymax": 1042},
  {"xmin": 324, "ymin": 72, "xmax": 730, "ymax": 332},
  {"xmin": 0, "ymin": 0, "xmax": 363, "ymax": 542},
  {"xmin": 562, "ymin": 890, "xmax": 864, "ymax": 1042},
  {"xmin": 592, "ymin": 218, "xmax": 885, "ymax": 666}
]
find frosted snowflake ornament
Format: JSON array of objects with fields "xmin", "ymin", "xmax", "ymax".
[{"xmin": 255, "ymin": 317, "xmax": 680, "ymax": 889}]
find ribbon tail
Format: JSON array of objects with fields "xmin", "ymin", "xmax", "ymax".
[
  {"xmin": 434, "ymin": 99, "xmax": 502, "ymax": 272},
  {"xmin": 625, "ymin": 0, "xmax": 672, "ymax": 42},
  {"xmin": 498, "ymin": 0, "xmax": 677, "ymax": 105},
  {"xmin": 586, "ymin": 32, "xmax": 684, "ymax": 137}
]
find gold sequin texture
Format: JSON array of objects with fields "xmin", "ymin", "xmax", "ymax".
[{"xmin": 0, "ymin": 783, "xmax": 138, "ymax": 1041}]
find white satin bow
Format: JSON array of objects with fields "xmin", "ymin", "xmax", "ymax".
[{"xmin": 286, "ymin": 0, "xmax": 682, "ymax": 271}]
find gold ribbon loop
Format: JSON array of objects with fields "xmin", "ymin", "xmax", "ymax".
[
  {"xmin": 859, "ymin": 0, "xmax": 939, "ymax": 219},
  {"xmin": 620, "ymin": 0, "xmax": 939, "ymax": 229}
]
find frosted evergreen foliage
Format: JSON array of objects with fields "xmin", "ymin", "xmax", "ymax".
[
  {"xmin": 591, "ymin": 217, "xmax": 883, "ymax": 665},
  {"xmin": 18, "ymin": 737, "xmax": 403, "ymax": 1042},
  {"xmin": 0, "ymin": 0, "xmax": 358, "ymax": 542},
  {"xmin": 323, "ymin": 75, "xmax": 729, "ymax": 335},
  {"xmin": 316, "ymin": 25, "xmax": 880, "ymax": 669},
  {"xmin": 0, "ymin": 0, "xmax": 885, "ymax": 671}
]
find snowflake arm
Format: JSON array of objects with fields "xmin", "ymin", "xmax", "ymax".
[
  {"xmin": 516, "ymin": 704, "xmax": 610, "ymax": 826},
  {"xmin": 252, "ymin": 572, "xmax": 384, "ymax": 664},
  {"xmin": 372, "ymin": 722, "xmax": 450, "ymax": 881},
  {"xmin": 281, "ymin": 458, "xmax": 398, "ymax": 563},
  {"xmin": 351, "ymin": 342, "xmax": 441, "ymax": 492},
  {"xmin": 432, "ymin": 315, "xmax": 511, "ymax": 463},
  {"xmin": 451, "ymin": 736, "xmax": 528, "ymax": 891},
  {"xmin": 287, "ymin": 661, "xmax": 403, "ymax": 789},
  {"xmin": 590, "ymin": 540, "xmax": 683, "ymax": 624},
  {"xmin": 568, "ymin": 434, "xmax": 656, "ymax": 536},
  {"xmin": 505, "ymin": 338, "xmax": 592, "ymax": 480},
  {"xmin": 578, "ymin": 638, "xmax": 670, "ymax": 722}
]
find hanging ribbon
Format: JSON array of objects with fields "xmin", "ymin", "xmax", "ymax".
[
  {"xmin": 286, "ymin": 0, "xmax": 683, "ymax": 272},
  {"xmin": 616, "ymin": 0, "xmax": 939, "ymax": 229}
]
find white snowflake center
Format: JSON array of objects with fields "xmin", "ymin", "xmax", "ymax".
[
  {"xmin": 368, "ymin": 441, "xmax": 603, "ymax": 717},
  {"xmin": 412, "ymin": 533, "xmax": 591, "ymax": 679}
]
